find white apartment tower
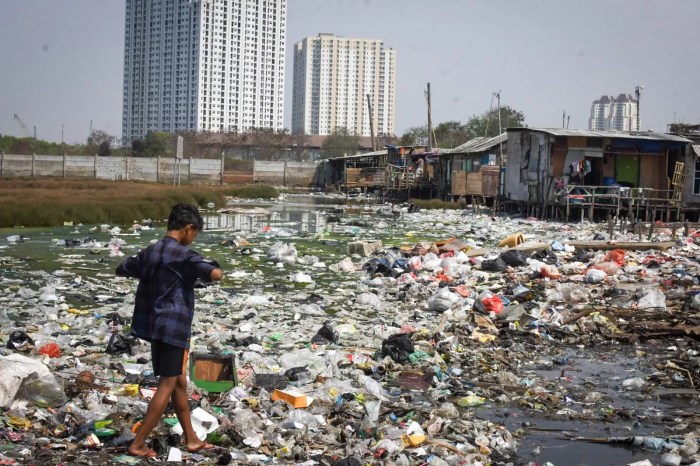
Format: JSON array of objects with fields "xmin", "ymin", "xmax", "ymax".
[
  {"xmin": 292, "ymin": 33, "xmax": 396, "ymax": 137},
  {"xmin": 589, "ymin": 94, "xmax": 639, "ymax": 131},
  {"xmin": 122, "ymin": 0, "xmax": 286, "ymax": 144}
]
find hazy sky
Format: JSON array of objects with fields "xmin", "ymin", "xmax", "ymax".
[{"xmin": 1, "ymin": 0, "xmax": 698, "ymax": 144}]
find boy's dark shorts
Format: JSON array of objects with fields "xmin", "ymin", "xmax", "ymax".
[{"xmin": 151, "ymin": 340, "xmax": 188, "ymax": 377}]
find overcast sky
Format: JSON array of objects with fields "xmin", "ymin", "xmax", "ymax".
[{"xmin": 0, "ymin": 0, "xmax": 698, "ymax": 145}]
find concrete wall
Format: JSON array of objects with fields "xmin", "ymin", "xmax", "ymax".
[
  {"xmin": 252, "ymin": 160, "xmax": 322, "ymax": 187},
  {"xmin": 0, "ymin": 153, "xmax": 325, "ymax": 187},
  {"xmin": 0, "ymin": 154, "xmax": 223, "ymax": 185}
]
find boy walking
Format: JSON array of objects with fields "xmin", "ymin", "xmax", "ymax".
[{"xmin": 116, "ymin": 204, "xmax": 222, "ymax": 458}]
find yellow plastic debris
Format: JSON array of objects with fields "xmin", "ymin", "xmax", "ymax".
[
  {"xmin": 401, "ymin": 434, "xmax": 427, "ymax": 447},
  {"xmin": 456, "ymin": 395, "xmax": 485, "ymax": 407}
]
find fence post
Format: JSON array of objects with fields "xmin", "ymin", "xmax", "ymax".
[
  {"xmin": 252, "ymin": 159, "xmax": 256, "ymax": 183},
  {"xmin": 94, "ymin": 154, "xmax": 98, "ymax": 179},
  {"xmin": 283, "ymin": 157, "xmax": 287, "ymax": 187},
  {"xmin": 31, "ymin": 153, "xmax": 35, "ymax": 177},
  {"xmin": 157, "ymin": 156, "xmax": 160, "ymax": 183},
  {"xmin": 63, "ymin": 154, "xmax": 67, "ymax": 178},
  {"xmin": 0, "ymin": 152, "xmax": 3, "ymax": 177},
  {"xmin": 220, "ymin": 154, "xmax": 224, "ymax": 185},
  {"xmin": 125, "ymin": 156, "xmax": 129, "ymax": 181}
]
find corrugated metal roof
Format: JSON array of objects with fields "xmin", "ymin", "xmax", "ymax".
[
  {"xmin": 440, "ymin": 133, "xmax": 507, "ymax": 155},
  {"xmin": 326, "ymin": 149, "xmax": 388, "ymax": 161},
  {"xmin": 692, "ymin": 144, "xmax": 700, "ymax": 157},
  {"xmin": 507, "ymin": 127, "xmax": 692, "ymax": 143}
]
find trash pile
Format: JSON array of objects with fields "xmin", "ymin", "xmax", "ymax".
[{"xmin": 0, "ymin": 202, "xmax": 699, "ymax": 465}]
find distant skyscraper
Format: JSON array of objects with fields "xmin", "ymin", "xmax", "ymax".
[
  {"xmin": 122, "ymin": 0, "xmax": 286, "ymax": 144},
  {"xmin": 589, "ymin": 94, "xmax": 639, "ymax": 131},
  {"xmin": 292, "ymin": 33, "xmax": 396, "ymax": 137}
]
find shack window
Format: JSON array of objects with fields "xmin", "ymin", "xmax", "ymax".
[
  {"xmin": 465, "ymin": 158, "xmax": 473, "ymax": 172},
  {"xmin": 695, "ymin": 158, "xmax": 700, "ymax": 195}
]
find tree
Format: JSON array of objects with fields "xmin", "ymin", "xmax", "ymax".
[
  {"xmin": 398, "ymin": 125, "xmax": 429, "ymax": 146},
  {"xmin": 98, "ymin": 140, "xmax": 112, "ymax": 157},
  {"xmin": 433, "ymin": 120, "xmax": 470, "ymax": 149},
  {"xmin": 87, "ymin": 130, "xmax": 116, "ymax": 156},
  {"xmin": 463, "ymin": 106, "xmax": 525, "ymax": 139},
  {"xmin": 321, "ymin": 127, "xmax": 360, "ymax": 159},
  {"xmin": 143, "ymin": 131, "xmax": 171, "ymax": 157},
  {"xmin": 87, "ymin": 130, "xmax": 116, "ymax": 149},
  {"xmin": 131, "ymin": 139, "xmax": 145, "ymax": 156}
]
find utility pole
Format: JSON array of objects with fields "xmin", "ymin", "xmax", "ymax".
[
  {"xmin": 426, "ymin": 83, "xmax": 432, "ymax": 151},
  {"xmin": 493, "ymin": 90, "xmax": 503, "ymax": 162},
  {"xmin": 562, "ymin": 111, "xmax": 566, "ymax": 129},
  {"xmin": 634, "ymin": 85, "xmax": 643, "ymax": 131},
  {"xmin": 366, "ymin": 94, "xmax": 376, "ymax": 151}
]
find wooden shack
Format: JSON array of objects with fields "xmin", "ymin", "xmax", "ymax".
[
  {"xmin": 440, "ymin": 133, "xmax": 506, "ymax": 200},
  {"xmin": 503, "ymin": 128, "xmax": 692, "ymax": 220}
]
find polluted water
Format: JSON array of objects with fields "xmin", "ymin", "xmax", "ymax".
[{"xmin": 0, "ymin": 194, "xmax": 698, "ymax": 465}]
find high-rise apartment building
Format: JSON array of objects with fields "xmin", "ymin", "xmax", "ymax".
[
  {"xmin": 122, "ymin": 0, "xmax": 286, "ymax": 144},
  {"xmin": 589, "ymin": 94, "xmax": 639, "ymax": 131},
  {"xmin": 292, "ymin": 33, "xmax": 396, "ymax": 137}
]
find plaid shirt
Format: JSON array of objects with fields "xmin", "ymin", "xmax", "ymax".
[{"xmin": 116, "ymin": 236, "xmax": 216, "ymax": 349}]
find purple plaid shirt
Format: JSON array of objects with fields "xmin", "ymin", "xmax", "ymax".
[{"xmin": 116, "ymin": 236, "xmax": 216, "ymax": 349}]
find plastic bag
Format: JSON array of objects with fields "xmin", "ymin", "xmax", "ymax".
[
  {"xmin": 481, "ymin": 257, "xmax": 507, "ymax": 272},
  {"xmin": 362, "ymin": 258, "xmax": 394, "ymax": 277},
  {"xmin": 481, "ymin": 295, "xmax": 504, "ymax": 314},
  {"xmin": 381, "ymin": 333, "xmax": 414, "ymax": 364},
  {"xmin": 311, "ymin": 321, "xmax": 339, "ymax": 345},
  {"xmin": 604, "ymin": 249, "xmax": 626, "ymax": 266},
  {"xmin": 500, "ymin": 250, "xmax": 528, "ymax": 267},
  {"xmin": 38, "ymin": 342, "xmax": 61, "ymax": 358},
  {"xmin": 531, "ymin": 250, "xmax": 558, "ymax": 265},
  {"xmin": 284, "ymin": 366, "xmax": 312, "ymax": 384},
  {"xmin": 17, "ymin": 375, "xmax": 67, "ymax": 408},
  {"xmin": 427, "ymin": 287, "xmax": 460, "ymax": 312},
  {"xmin": 364, "ymin": 377, "xmax": 390, "ymax": 400},
  {"xmin": 106, "ymin": 333, "xmax": 137, "ymax": 356},
  {"xmin": 638, "ymin": 290, "xmax": 666, "ymax": 311},
  {"xmin": 7, "ymin": 330, "xmax": 34, "ymax": 350},
  {"xmin": 267, "ymin": 242, "xmax": 297, "ymax": 263},
  {"xmin": 540, "ymin": 264, "xmax": 560, "ymax": 279},
  {"xmin": 585, "ymin": 268, "xmax": 606, "ymax": 283}
]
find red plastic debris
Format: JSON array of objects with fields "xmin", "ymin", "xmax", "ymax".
[
  {"xmin": 38, "ymin": 342, "xmax": 61, "ymax": 358},
  {"xmin": 481, "ymin": 295, "xmax": 504, "ymax": 314},
  {"xmin": 604, "ymin": 249, "xmax": 626, "ymax": 266}
]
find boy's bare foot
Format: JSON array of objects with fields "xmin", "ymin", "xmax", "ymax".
[
  {"xmin": 186, "ymin": 440, "xmax": 216, "ymax": 453},
  {"xmin": 127, "ymin": 444, "xmax": 158, "ymax": 458}
]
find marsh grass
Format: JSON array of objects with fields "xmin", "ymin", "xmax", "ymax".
[
  {"xmin": 409, "ymin": 198, "xmax": 466, "ymax": 210},
  {"xmin": 0, "ymin": 179, "xmax": 278, "ymax": 227}
]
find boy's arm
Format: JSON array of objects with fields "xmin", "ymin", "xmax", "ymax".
[
  {"xmin": 188, "ymin": 252, "xmax": 222, "ymax": 283},
  {"xmin": 116, "ymin": 254, "xmax": 142, "ymax": 278}
]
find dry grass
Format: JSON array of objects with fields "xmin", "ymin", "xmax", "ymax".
[{"xmin": 0, "ymin": 178, "xmax": 277, "ymax": 227}]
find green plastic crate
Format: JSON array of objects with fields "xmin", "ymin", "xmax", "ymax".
[{"xmin": 189, "ymin": 353, "xmax": 238, "ymax": 393}]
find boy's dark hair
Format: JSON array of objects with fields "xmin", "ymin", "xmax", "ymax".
[{"xmin": 167, "ymin": 204, "xmax": 204, "ymax": 231}]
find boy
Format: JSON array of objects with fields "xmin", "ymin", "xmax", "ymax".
[{"xmin": 116, "ymin": 204, "xmax": 222, "ymax": 458}]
